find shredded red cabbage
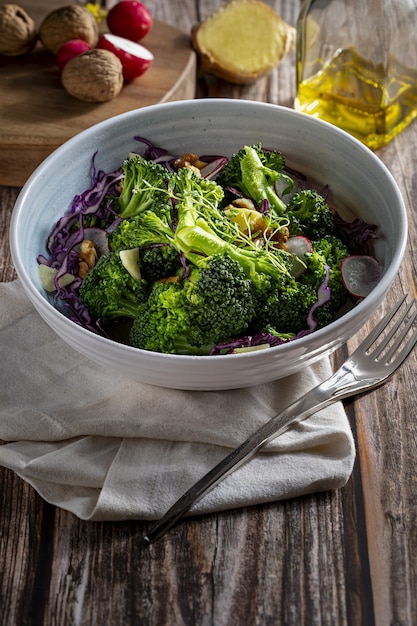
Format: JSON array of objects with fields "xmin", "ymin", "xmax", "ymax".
[
  {"xmin": 333, "ymin": 214, "xmax": 378, "ymax": 255},
  {"xmin": 37, "ymin": 154, "xmax": 123, "ymax": 329}
]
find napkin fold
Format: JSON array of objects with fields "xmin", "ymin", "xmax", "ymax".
[{"xmin": 0, "ymin": 280, "xmax": 355, "ymax": 521}]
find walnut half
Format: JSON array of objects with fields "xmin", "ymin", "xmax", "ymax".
[{"xmin": 78, "ymin": 240, "xmax": 98, "ymax": 278}]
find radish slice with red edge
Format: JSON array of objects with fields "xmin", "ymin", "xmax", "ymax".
[
  {"xmin": 285, "ymin": 235, "xmax": 312, "ymax": 277},
  {"xmin": 200, "ymin": 157, "xmax": 228, "ymax": 179},
  {"xmin": 66, "ymin": 227, "xmax": 110, "ymax": 258},
  {"xmin": 340, "ymin": 255, "xmax": 382, "ymax": 298},
  {"xmin": 97, "ymin": 34, "xmax": 154, "ymax": 81}
]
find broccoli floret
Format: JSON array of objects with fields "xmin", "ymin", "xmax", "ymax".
[
  {"xmin": 109, "ymin": 217, "xmax": 143, "ymax": 252},
  {"xmin": 109, "ymin": 204, "xmax": 176, "ymax": 253},
  {"xmin": 129, "ymin": 281, "xmax": 194, "ymax": 353},
  {"xmin": 111, "ymin": 208, "xmax": 176, "ymax": 253},
  {"xmin": 252, "ymin": 277, "xmax": 318, "ymax": 335},
  {"xmin": 299, "ymin": 235, "xmax": 350, "ymax": 327},
  {"xmin": 313, "ymin": 235, "xmax": 349, "ymax": 270},
  {"xmin": 251, "ymin": 234, "xmax": 350, "ymax": 334},
  {"xmin": 140, "ymin": 245, "xmax": 183, "ymax": 283},
  {"xmin": 185, "ymin": 253, "xmax": 256, "ymax": 342},
  {"xmin": 79, "ymin": 252, "xmax": 148, "ymax": 322},
  {"xmin": 216, "ymin": 144, "xmax": 294, "ymax": 216},
  {"xmin": 286, "ymin": 189, "xmax": 334, "ymax": 240},
  {"xmin": 109, "ymin": 210, "xmax": 182, "ymax": 283},
  {"xmin": 129, "ymin": 253, "xmax": 256, "ymax": 354},
  {"xmin": 117, "ymin": 156, "xmax": 173, "ymax": 219}
]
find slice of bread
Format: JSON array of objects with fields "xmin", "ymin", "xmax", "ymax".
[{"xmin": 192, "ymin": 0, "xmax": 295, "ymax": 84}]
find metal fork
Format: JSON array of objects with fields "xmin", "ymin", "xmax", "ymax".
[{"xmin": 143, "ymin": 295, "xmax": 417, "ymax": 545}]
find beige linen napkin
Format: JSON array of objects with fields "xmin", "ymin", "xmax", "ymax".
[{"xmin": 0, "ymin": 280, "xmax": 355, "ymax": 521}]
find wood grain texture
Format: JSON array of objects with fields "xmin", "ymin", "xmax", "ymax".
[
  {"xmin": 0, "ymin": 1, "xmax": 196, "ymax": 186},
  {"xmin": 1, "ymin": 1, "xmax": 417, "ymax": 625}
]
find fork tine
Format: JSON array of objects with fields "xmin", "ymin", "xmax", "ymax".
[
  {"xmin": 371, "ymin": 298, "xmax": 415, "ymax": 360},
  {"xmin": 355, "ymin": 294, "xmax": 408, "ymax": 354},
  {"xmin": 381, "ymin": 309, "xmax": 417, "ymax": 366}
]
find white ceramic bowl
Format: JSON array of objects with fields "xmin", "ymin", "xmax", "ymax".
[{"xmin": 10, "ymin": 99, "xmax": 407, "ymax": 390}]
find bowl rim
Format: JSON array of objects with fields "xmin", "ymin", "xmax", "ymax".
[{"xmin": 9, "ymin": 98, "xmax": 409, "ymax": 363}]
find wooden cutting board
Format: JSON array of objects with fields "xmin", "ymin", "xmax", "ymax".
[{"xmin": 0, "ymin": 2, "xmax": 197, "ymax": 187}]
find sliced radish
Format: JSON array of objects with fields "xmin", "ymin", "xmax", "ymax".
[
  {"xmin": 285, "ymin": 236, "xmax": 312, "ymax": 277},
  {"xmin": 83, "ymin": 227, "xmax": 110, "ymax": 257},
  {"xmin": 285, "ymin": 235, "xmax": 313, "ymax": 256},
  {"xmin": 107, "ymin": 0, "xmax": 153, "ymax": 42},
  {"xmin": 340, "ymin": 255, "xmax": 382, "ymax": 298},
  {"xmin": 66, "ymin": 227, "xmax": 110, "ymax": 258},
  {"xmin": 56, "ymin": 40, "xmax": 92, "ymax": 71},
  {"xmin": 119, "ymin": 248, "xmax": 141, "ymax": 280},
  {"xmin": 200, "ymin": 157, "xmax": 228, "ymax": 179},
  {"xmin": 97, "ymin": 33, "xmax": 153, "ymax": 80}
]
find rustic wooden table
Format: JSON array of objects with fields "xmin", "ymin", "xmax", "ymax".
[{"xmin": 1, "ymin": 1, "xmax": 417, "ymax": 625}]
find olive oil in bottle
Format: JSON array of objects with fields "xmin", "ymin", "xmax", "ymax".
[{"xmin": 295, "ymin": 0, "xmax": 417, "ymax": 150}]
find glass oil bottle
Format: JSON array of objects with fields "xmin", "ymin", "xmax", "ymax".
[{"xmin": 295, "ymin": 0, "xmax": 417, "ymax": 150}]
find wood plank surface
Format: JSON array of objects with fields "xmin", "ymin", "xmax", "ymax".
[
  {"xmin": 1, "ymin": 1, "xmax": 417, "ymax": 625},
  {"xmin": 0, "ymin": 0, "xmax": 196, "ymax": 186}
]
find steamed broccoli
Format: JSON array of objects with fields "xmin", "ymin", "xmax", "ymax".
[
  {"xmin": 302, "ymin": 235, "xmax": 350, "ymax": 327},
  {"xmin": 216, "ymin": 144, "xmax": 294, "ymax": 216},
  {"xmin": 139, "ymin": 245, "xmax": 183, "ymax": 283},
  {"xmin": 109, "ymin": 210, "xmax": 182, "ymax": 283},
  {"xmin": 252, "ymin": 277, "xmax": 318, "ymax": 335},
  {"xmin": 111, "ymin": 209, "xmax": 175, "ymax": 253},
  {"xmin": 129, "ymin": 281, "xmax": 196, "ymax": 354},
  {"xmin": 129, "ymin": 253, "xmax": 257, "ymax": 354},
  {"xmin": 252, "ymin": 234, "xmax": 350, "ymax": 334},
  {"xmin": 81, "ymin": 153, "xmax": 351, "ymax": 353},
  {"xmin": 109, "ymin": 216, "xmax": 144, "ymax": 252},
  {"xmin": 79, "ymin": 252, "xmax": 148, "ymax": 322},
  {"xmin": 117, "ymin": 156, "xmax": 173, "ymax": 219},
  {"xmin": 286, "ymin": 189, "xmax": 334, "ymax": 240}
]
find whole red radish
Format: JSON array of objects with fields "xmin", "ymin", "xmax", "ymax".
[
  {"xmin": 107, "ymin": 1, "xmax": 153, "ymax": 42},
  {"xmin": 97, "ymin": 34, "xmax": 154, "ymax": 80},
  {"xmin": 56, "ymin": 40, "xmax": 92, "ymax": 71}
]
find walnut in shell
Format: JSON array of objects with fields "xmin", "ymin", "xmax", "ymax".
[
  {"xmin": 61, "ymin": 49, "xmax": 124, "ymax": 103},
  {"xmin": 0, "ymin": 4, "xmax": 37, "ymax": 56},
  {"xmin": 192, "ymin": 0, "xmax": 296, "ymax": 84},
  {"xmin": 39, "ymin": 5, "xmax": 99, "ymax": 54}
]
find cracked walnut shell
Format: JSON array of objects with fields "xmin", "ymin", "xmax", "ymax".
[
  {"xmin": 39, "ymin": 4, "xmax": 99, "ymax": 54},
  {"xmin": 0, "ymin": 4, "xmax": 37, "ymax": 56},
  {"xmin": 61, "ymin": 49, "xmax": 124, "ymax": 103}
]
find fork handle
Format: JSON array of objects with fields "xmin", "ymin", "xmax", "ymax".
[{"xmin": 143, "ymin": 368, "xmax": 354, "ymax": 545}]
